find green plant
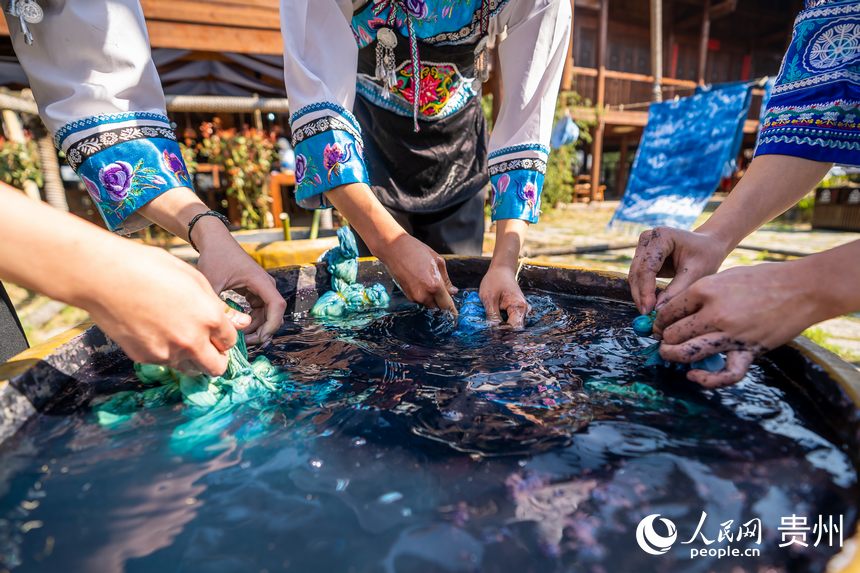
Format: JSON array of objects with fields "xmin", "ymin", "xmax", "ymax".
[
  {"xmin": 0, "ymin": 137, "xmax": 42, "ymax": 189},
  {"xmin": 197, "ymin": 120, "xmax": 275, "ymax": 229}
]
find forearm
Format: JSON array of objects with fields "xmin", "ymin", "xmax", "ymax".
[
  {"xmin": 696, "ymin": 155, "xmax": 832, "ymax": 253},
  {"xmin": 0, "ymin": 187, "xmax": 130, "ymax": 309},
  {"xmin": 325, "ymin": 183, "xmax": 407, "ymax": 256},
  {"xmin": 491, "ymin": 219, "xmax": 527, "ymax": 271},
  {"xmin": 796, "ymin": 240, "xmax": 860, "ymax": 322}
]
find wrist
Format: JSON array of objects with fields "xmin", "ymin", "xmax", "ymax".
[
  {"xmin": 695, "ymin": 224, "xmax": 738, "ymax": 259},
  {"xmin": 789, "ymin": 256, "xmax": 842, "ymax": 324},
  {"xmin": 191, "ymin": 215, "xmax": 234, "ymax": 252}
]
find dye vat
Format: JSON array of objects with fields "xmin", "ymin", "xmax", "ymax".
[{"xmin": 0, "ymin": 259, "xmax": 858, "ymax": 573}]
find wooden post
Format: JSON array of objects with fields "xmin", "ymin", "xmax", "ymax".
[
  {"xmin": 650, "ymin": 0, "xmax": 663, "ymax": 102},
  {"xmin": 697, "ymin": 0, "xmax": 711, "ymax": 85},
  {"xmin": 616, "ymin": 135, "xmax": 629, "ymax": 196},
  {"xmin": 590, "ymin": 0, "xmax": 609, "ymax": 202},
  {"xmin": 560, "ymin": 0, "xmax": 576, "ymax": 91}
]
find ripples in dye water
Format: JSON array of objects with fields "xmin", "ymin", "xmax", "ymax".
[{"xmin": 0, "ymin": 290, "xmax": 856, "ymax": 573}]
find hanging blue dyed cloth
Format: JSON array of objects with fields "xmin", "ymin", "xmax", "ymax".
[
  {"xmin": 610, "ymin": 82, "xmax": 754, "ymax": 230},
  {"xmin": 311, "ymin": 227, "xmax": 391, "ymax": 318},
  {"xmin": 550, "ymin": 113, "xmax": 580, "ymax": 149}
]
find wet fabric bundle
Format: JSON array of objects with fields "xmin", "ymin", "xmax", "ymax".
[
  {"xmin": 311, "ymin": 227, "xmax": 391, "ymax": 318},
  {"xmin": 92, "ymin": 302, "xmax": 292, "ymax": 453},
  {"xmin": 632, "ymin": 311, "xmax": 726, "ymax": 372}
]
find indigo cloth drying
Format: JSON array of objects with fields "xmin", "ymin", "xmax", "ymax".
[{"xmin": 610, "ymin": 82, "xmax": 754, "ymax": 230}]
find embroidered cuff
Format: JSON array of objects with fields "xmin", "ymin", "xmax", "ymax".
[
  {"xmin": 58, "ymin": 112, "xmax": 193, "ymax": 233},
  {"xmin": 488, "ymin": 144, "xmax": 549, "ymax": 223},
  {"xmin": 290, "ymin": 103, "xmax": 369, "ymax": 209},
  {"xmin": 754, "ymin": 102, "xmax": 860, "ymax": 165}
]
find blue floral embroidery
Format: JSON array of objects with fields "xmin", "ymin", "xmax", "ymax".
[
  {"xmin": 490, "ymin": 170, "xmax": 544, "ymax": 224},
  {"xmin": 755, "ymin": 1, "xmax": 860, "ymax": 164},
  {"xmin": 77, "ymin": 138, "xmax": 192, "ymax": 232},
  {"xmin": 294, "ymin": 130, "xmax": 368, "ymax": 209}
]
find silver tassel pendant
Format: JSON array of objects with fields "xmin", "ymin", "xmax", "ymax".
[
  {"xmin": 376, "ymin": 27, "xmax": 399, "ymax": 100},
  {"xmin": 474, "ymin": 37, "xmax": 490, "ymax": 84},
  {"xmin": 8, "ymin": 0, "xmax": 43, "ymax": 45}
]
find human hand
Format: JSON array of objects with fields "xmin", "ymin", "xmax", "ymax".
[
  {"xmin": 628, "ymin": 227, "xmax": 731, "ymax": 314},
  {"xmin": 377, "ymin": 233, "xmax": 458, "ymax": 314},
  {"xmin": 653, "ymin": 261, "xmax": 824, "ymax": 388},
  {"xmin": 480, "ymin": 263, "xmax": 529, "ymax": 328},
  {"xmin": 193, "ymin": 218, "xmax": 287, "ymax": 345},
  {"xmin": 85, "ymin": 243, "xmax": 251, "ymax": 376}
]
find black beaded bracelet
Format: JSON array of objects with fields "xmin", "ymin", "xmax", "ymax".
[{"xmin": 187, "ymin": 210, "xmax": 231, "ymax": 252}]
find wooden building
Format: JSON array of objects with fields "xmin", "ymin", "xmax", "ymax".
[{"xmin": 0, "ymin": 0, "xmax": 799, "ymax": 202}]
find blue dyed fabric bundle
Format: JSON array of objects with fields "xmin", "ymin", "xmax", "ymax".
[
  {"xmin": 457, "ymin": 291, "xmax": 489, "ymax": 333},
  {"xmin": 631, "ymin": 311, "xmax": 726, "ymax": 373},
  {"xmin": 311, "ymin": 227, "xmax": 390, "ymax": 318},
  {"xmin": 93, "ymin": 302, "xmax": 292, "ymax": 452}
]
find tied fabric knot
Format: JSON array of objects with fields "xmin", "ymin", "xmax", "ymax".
[
  {"xmin": 310, "ymin": 227, "xmax": 391, "ymax": 318},
  {"xmin": 92, "ymin": 301, "xmax": 294, "ymax": 453}
]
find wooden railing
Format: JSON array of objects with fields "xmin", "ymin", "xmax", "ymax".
[{"xmin": 571, "ymin": 66, "xmax": 698, "ymax": 109}]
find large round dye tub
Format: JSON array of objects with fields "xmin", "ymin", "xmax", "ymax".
[{"xmin": 0, "ymin": 258, "xmax": 858, "ymax": 573}]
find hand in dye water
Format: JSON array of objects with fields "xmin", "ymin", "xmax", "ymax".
[
  {"xmin": 628, "ymin": 227, "xmax": 730, "ymax": 314},
  {"xmin": 378, "ymin": 234, "xmax": 458, "ymax": 314},
  {"xmin": 653, "ymin": 262, "xmax": 825, "ymax": 388},
  {"xmin": 194, "ymin": 218, "xmax": 287, "ymax": 345},
  {"xmin": 89, "ymin": 246, "xmax": 252, "ymax": 376},
  {"xmin": 480, "ymin": 265, "xmax": 529, "ymax": 328}
]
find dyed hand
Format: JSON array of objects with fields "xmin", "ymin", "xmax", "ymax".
[
  {"xmin": 480, "ymin": 264, "xmax": 529, "ymax": 328},
  {"xmin": 378, "ymin": 234, "xmax": 458, "ymax": 314},
  {"xmin": 194, "ymin": 219, "xmax": 287, "ymax": 345},
  {"xmin": 87, "ymin": 245, "xmax": 252, "ymax": 376},
  {"xmin": 628, "ymin": 227, "xmax": 730, "ymax": 314},
  {"xmin": 654, "ymin": 262, "xmax": 823, "ymax": 388}
]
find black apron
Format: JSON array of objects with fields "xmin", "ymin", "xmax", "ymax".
[
  {"xmin": 354, "ymin": 24, "xmax": 489, "ymax": 255},
  {"xmin": 0, "ymin": 281, "xmax": 28, "ymax": 362}
]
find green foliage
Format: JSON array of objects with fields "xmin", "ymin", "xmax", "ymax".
[
  {"xmin": 0, "ymin": 137, "xmax": 42, "ymax": 189},
  {"xmin": 542, "ymin": 92, "xmax": 594, "ymax": 210},
  {"xmin": 196, "ymin": 120, "xmax": 275, "ymax": 229}
]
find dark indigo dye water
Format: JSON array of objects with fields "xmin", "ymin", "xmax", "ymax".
[{"xmin": 0, "ymin": 290, "xmax": 856, "ymax": 573}]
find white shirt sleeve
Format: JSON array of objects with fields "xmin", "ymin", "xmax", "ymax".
[
  {"xmin": 487, "ymin": 0, "xmax": 571, "ymax": 223},
  {"xmin": 281, "ymin": 0, "xmax": 369, "ymax": 209},
  {"xmin": 6, "ymin": 1, "xmax": 194, "ymax": 233}
]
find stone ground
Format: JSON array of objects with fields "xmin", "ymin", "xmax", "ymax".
[{"xmin": 6, "ymin": 201, "xmax": 860, "ymax": 366}]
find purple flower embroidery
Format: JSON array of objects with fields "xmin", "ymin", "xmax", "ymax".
[
  {"xmin": 323, "ymin": 143, "xmax": 353, "ymax": 181},
  {"xmin": 82, "ymin": 175, "xmax": 102, "ymax": 203},
  {"xmin": 162, "ymin": 149, "xmax": 188, "ymax": 181},
  {"xmin": 518, "ymin": 182, "xmax": 539, "ymax": 212},
  {"xmin": 404, "ymin": 0, "xmax": 428, "ymax": 18},
  {"xmin": 98, "ymin": 161, "xmax": 134, "ymax": 202},
  {"xmin": 295, "ymin": 154, "xmax": 307, "ymax": 184}
]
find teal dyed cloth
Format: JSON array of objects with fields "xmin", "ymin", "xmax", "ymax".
[
  {"xmin": 310, "ymin": 227, "xmax": 390, "ymax": 318},
  {"xmin": 93, "ymin": 302, "xmax": 291, "ymax": 454},
  {"xmin": 631, "ymin": 312, "xmax": 726, "ymax": 373}
]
